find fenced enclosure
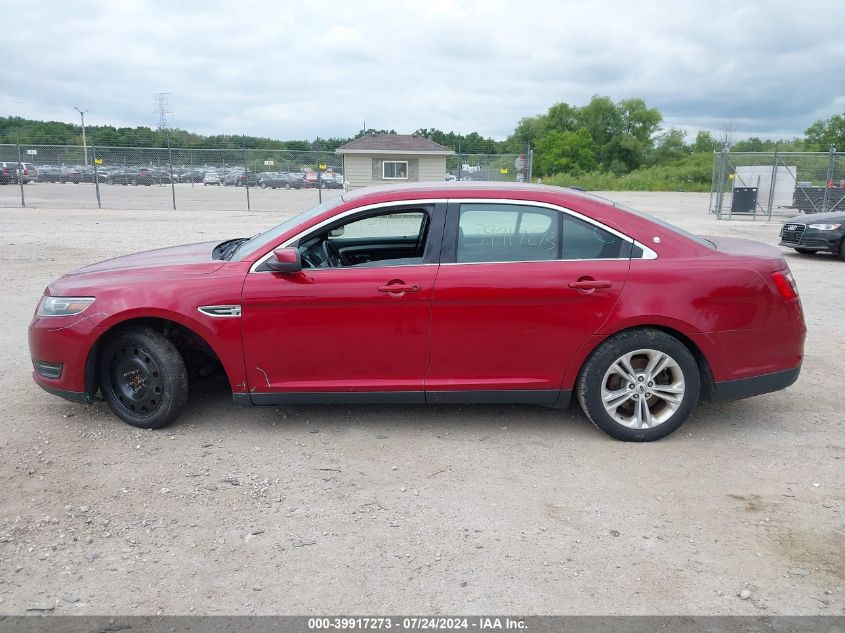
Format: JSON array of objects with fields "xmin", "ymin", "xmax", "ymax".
[
  {"xmin": 709, "ymin": 146, "xmax": 844, "ymax": 220},
  {"xmin": 0, "ymin": 142, "xmax": 531, "ymax": 212}
]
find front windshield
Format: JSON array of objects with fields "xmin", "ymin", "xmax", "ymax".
[{"xmin": 232, "ymin": 195, "xmax": 347, "ymax": 259}]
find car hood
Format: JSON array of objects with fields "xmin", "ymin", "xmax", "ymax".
[
  {"xmin": 783, "ymin": 211, "xmax": 845, "ymax": 224},
  {"xmin": 68, "ymin": 241, "xmax": 225, "ymax": 275}
]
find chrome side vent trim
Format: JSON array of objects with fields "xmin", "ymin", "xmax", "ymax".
[{"xmin": 198, "ymin": 305, "xmax": 242, "ymax": 318}]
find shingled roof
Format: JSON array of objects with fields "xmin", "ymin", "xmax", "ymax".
[{"xmin": 336, "ymin": 134, "xmax": 454, "ymax": 155}]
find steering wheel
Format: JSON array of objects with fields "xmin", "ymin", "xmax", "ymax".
[{"xmin": 322, "ymin": 239, "xmax": 344, "ymax": 267}]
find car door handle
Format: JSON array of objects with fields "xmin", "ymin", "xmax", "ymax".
[
  {"xmin": 378, "ymin": 283, "xmax": 421, "ymax": 294},
  {"xmin": 568, "ymin": 279, "xmax": 612, "ymax": 290}
]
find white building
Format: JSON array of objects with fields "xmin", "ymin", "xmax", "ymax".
[{"xmin": 336, "ymin": 134, "xmax": 454, "ymax": 189}]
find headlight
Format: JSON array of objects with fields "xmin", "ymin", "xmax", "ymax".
[
  {"xmin": 807, "ymin": 223, "xmax": 841, "ymax": 231},
  {"xmin": 37, "ymin": 296, "xmax": 95, "ymax": 317}
]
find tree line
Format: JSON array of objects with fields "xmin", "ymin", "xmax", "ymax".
[{"xmin": 2, "ymin": 98, "xmax": 843, "ymax": 186}]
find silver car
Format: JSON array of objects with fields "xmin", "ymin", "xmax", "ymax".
[{"xmin": 202, "ymin": 171, "xmax": 221, "ymax": 186}]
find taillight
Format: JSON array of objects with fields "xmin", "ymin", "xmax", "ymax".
[{"xmin": 772, "ymin": 270, "xmax": 798, "ymax": 301}]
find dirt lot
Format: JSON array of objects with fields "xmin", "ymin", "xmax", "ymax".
[{"xmin": 0, "ymin": 191, "xmax": 842, "ymax": 615}]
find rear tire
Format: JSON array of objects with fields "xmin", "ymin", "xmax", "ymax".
[
  {"xmin": 577, "ymin": 329, "xmax": 700, "ymax": 441},
  {"xmin": 98, "ymin": 326, "xmax": 188, "ymax": 429}
]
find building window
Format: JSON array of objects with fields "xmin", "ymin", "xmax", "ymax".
[{"xmin": 383, "ymin": 161, "xmax": 408, "ymax": 180}]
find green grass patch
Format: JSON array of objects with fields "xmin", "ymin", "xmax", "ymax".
[{"xmin": 544, "ymin": 152, "xmax": 713, "ymax": 192}]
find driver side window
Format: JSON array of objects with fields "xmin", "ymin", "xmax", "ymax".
[{"xmin": 299, "ymin": 209, "xmax": 430, "ymax": 269}]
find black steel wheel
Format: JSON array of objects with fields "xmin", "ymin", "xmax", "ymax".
[{"xmin": 98, "ymin": 326, "xmax": 188, "ymax": 429}]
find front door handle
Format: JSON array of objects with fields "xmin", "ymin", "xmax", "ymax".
[
  {"xmin": 569, "ymin": 279, "xmax": 612, "ymax": 291},
  {"xmin": 378, "ymin": 282, "xmax": 421, "ymax": 294}
]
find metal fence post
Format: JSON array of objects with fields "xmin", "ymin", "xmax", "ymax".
[
  {"xmin": 527, "ymin": 144, "xmax": 533, "ymax": 182},
  {"xmin": 167, "ymin": 136, "xmax": 176, "ymax": 210},
  {"xmin": 92, "ymin": 145, "xmax": 102, "ymax": 209},
  {"xmin": 243, "ymin": 142, "xmax": 251, "ymax": 212},
  {"xmin": 456, "ymin": 140, "xmax": 462, "ymax": 181},
  {"xmin": 16, "ymin": 142, "xmax": 26, "ymax": 208},
  {"xmin": 823, "ymin": 144, "xmax": 836, "ymax": 213},
  {"xmin": 766, "ymin": 143, "xmax": 779, "ymax": 219},
  {"xmin": 714, "ymin": 144, "xmax": 729, "ymax": 218}
]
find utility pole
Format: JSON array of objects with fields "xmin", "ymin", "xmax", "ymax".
[{"xmin": 73, "ymin": 106, "xmax": 88, "ymax": 167}]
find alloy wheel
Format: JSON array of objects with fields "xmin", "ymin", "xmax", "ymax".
[{"xmin": 600, "ymin": 348, "xmax": 685, "ymax": 429}]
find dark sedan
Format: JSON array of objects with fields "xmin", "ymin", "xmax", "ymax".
[
  {"xmin": 258, "ymin": 172, "xmax": 303, "ymax": 189},
  {"xmin": 779, "ymin": 212, "xmax": 845, "ymax": 260}
]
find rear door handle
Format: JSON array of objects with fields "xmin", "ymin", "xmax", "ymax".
[
  {"xmin": 378, "ymin": 283, "xmax": 421, "ymax": 294},
  {"xmin": 569, "ymin": 279, "xmax": 612, "ymax": 290}
]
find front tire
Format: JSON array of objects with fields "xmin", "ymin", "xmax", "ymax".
[
  {"xmin": 795, "ymin": 248, "xmax": 816, "ymax": 255},
  {"xmin": 838, "ymin": 239, "xmax": 845, "ymax": 262},
  {"xmin": 98, "ymin": 326, "xmax": 188, "ymax": 429},
  {"xmin": 577, "ymin": 329, "xmax": 700, "ymax": 441}
]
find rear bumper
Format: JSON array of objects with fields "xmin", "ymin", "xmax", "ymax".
[{"xmin": 713, "ymin": 366, "xmax": 800, "ymax": 402}]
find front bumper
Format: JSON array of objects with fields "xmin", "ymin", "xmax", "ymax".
[
  {"xmin": 28, "ymin": 310, "xmax": 105, "ymax": 401},
  {"xmin": 779, "ymin": 226, "xmax": 843, "ymax": 252}
]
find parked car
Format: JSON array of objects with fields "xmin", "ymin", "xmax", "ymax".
[
  {"xmin": 779, "ymin": 212, "xmax": 845, "ymax": 259},
  {"xmin": 258, "ymin": 172, "xmax": 303, "ymax": 189},
  {"xmin": 223, "ymin": 170, "xmax": 257, "ymax": 187},
  {"xmin": 107, "ymin": 168, "xmax": 141, "ymax": 185},
  {"xmin": 203, "ymin": 171, "xmax": 221, "ymax": 186},
  {"xmin": 28, "ymin": 183, "xmax": 805, "ymax": 441},
  {"xmin": 19, "ymin": 162, "xmax": 36, "ymax": 183},
  {"xmin": 35, "ymin": 165, "xmax": 83, "ymax": 184},
  {"xmin": 319, "ymin": 176, "xmax": 343, "ymax": 189},
  {"xmin": 0, "ymin": 162, "xmax": 20, "ymax": 184},
  {"xmin": 179, "ymin": 170, "xmax": 206, "ymax": 183},
  {"xmin": 108, "ymin": 167, "xmax": 164, "ymax": 186},
  {"xmin": 0, "ymin": 161, "xmax": 38, "ymax": 184},
  {"xmin": 74, "ymin": 166, "xmax": 108, "ymax": 183}
]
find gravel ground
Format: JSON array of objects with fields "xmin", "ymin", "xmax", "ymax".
[{"xmin": 0, "ymin": 191, "xmax": 842, "ymax": 615}]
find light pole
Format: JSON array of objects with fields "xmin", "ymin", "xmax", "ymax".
[{"xmin": 73, "ymin": 106, "xmax": 88, "ymax": 167}]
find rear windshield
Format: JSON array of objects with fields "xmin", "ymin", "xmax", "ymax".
[{"xmin": 576, "ymin": 191, "xmax": 716, "ymax": 249}]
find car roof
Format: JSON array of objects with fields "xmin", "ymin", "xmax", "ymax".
[{"xmin": 340, "ymin": 181, "xmax": 609, "ymax": 209}]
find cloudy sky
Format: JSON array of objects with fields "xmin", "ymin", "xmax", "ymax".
[{"xmin": 2, "ymin": 0, "xmax": 843, "ymax": 142}]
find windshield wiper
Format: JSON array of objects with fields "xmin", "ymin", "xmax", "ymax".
[{"xmin": 213, "ymin": 238, "xmax": 249, "ymax": 261}]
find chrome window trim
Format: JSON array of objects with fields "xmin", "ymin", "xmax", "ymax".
[
  {"xmin": 453, "ymin": 198, "xmax": 657, "ymax": 264},
  {"xmin": 249, "ymin": 199, "xmax": 445, "ymax": 273},
  {"xmin": 249, "ymin": 197, "xmax": 657, "ymax": 273}
]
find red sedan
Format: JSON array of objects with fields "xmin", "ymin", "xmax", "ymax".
[{"xmin": 28, "ymin": 183, "xmax": 805, "ymax": 441}]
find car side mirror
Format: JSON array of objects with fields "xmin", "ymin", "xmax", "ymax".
[{"xmin": 267, "ymin": 247, "xmax": 302, "ymax": 273}]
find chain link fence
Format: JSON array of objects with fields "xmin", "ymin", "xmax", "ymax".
[
  {"xmin": 0, "ymin": 142, "xmax": 531, "ymax": 211},
  {"xmin": 0, "ymin": 143, "xmax": 347, "ymax": 211},
  {"xmin": 709, "ymin": 146, "xmax": 844, "ymax": 220}
]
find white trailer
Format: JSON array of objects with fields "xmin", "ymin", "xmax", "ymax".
[{"xmin": 734, "ymin": 165, "xmax": 797, "ymax": 209}]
